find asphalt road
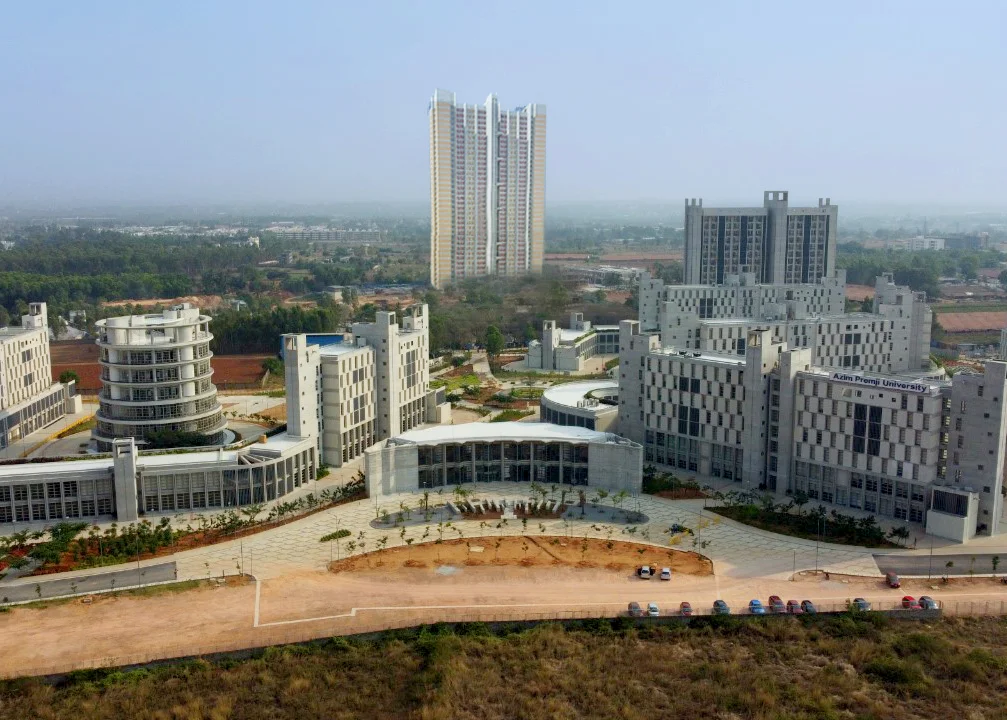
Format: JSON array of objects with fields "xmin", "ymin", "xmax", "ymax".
[
  {"xmin": 874, "ymin": 553, "xmax": 1007, "ymax": 577},
  {"xmin": 0, "ymin": 562, "xmax": 177, "ymax": 603}
]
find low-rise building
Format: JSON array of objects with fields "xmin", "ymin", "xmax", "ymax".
[
  {"xmin": 526, "ymin": 312, "xmax": 619, "ymax": 372},
  {"xmin": 364, "ymin": 422, "xmax": 642, "ymax": 496},
  {"xmin": 539, "ymin": 380, "xmax": 619, "ymax": 432}
]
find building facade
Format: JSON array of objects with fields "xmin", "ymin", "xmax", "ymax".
[
  {"xmin": 284, "ymin": 304, "xmax": 451, "ymax": 467},
  {"xmin": 526, "ymin": 313, "xmax": 619, "ymax": 372},
  {"xmin": 93, "ymin": 304, "xmax": 225, "ymax": 451},
  {"xmin": 365, "ymin": 423, "xmax": 641, "ymax": 497},
  {"xmin": 0, "ymin": 434, "xmax": 316, "ymax": 524},
  {"xmin": 683, "ymin": 191, "xmax": 838, "ymax": 286},
  {"xmin": 0, "ymin": 303, "xmax": 81, "ymax": 449},
  {"xmin": 429, "ymin": 89, "xmax": 546, "ymax": 288},
  {"xmin": 618, "ymin": 312, "xmax": 1007, "ymax": 541}
]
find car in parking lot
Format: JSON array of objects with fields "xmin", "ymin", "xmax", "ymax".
[
  {"xmin": 637, "ymin": 565, "xmax": 654, "ymax": 579},
  {"xmin": 919, "ymin": 595, "xmax": 938, "ymax": 610},
  {"xmin": 885, "ymin": 572, "xmax": 901, "ymax": 588},
  {"xmin": 851, "ymin": 597, "xmax": 872, "ymax": 611},
  {"xmin": 628, "ymin": 601, "xmax": 643, "ymax": 617},
  {"xmin": 768, "ymin": 595, "xmax": 786, "ymax": 614},
  {"xmin": 749, "ymin": 599, "xmax": 766, "ymax": 615},
  {"xmin": 786, "ymin": 599, "xmax": 804, "ymax": 614},
  {"xmin": 647, "ymin": 602, "xmax": 660, "ymax": 617},
  {"xmin": 660, "ymin": 567, "xmax": 672, "ymax": 581},
  {"xmin": 679, "ymin": 601, "xmax": 693, "ymax": 617},
  {"xmin": 901, "ymin": 595, "xmax": 922, "ymax": 610},
  {"xmin": 801, "ymin": 600, "xmax": 817, "ymax": 614},
  {"xmin": 713, "ymin": 599, "xmax": 731, "ymax": 615}
]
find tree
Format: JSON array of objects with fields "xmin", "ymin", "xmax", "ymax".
[
  {"xmin": 993, "ymin": 555, "xmax": 1001, "ymax": 578},
  {"xmin": 0, "ymin": 306, "xmax": 9, "ymax": 328},
  {"xmin": 944, "ymin": 560, "xmax": 954, "ymax": 582},
  {"xmin": 792, "ymin": 490, "xmax": 810, "ymax": 516},
  {"xmin": 485, "ymin": 325, "xmax": 505, "ymax": 358},
  {"xmin": 58, "ymin": 369, "xmax": 80, "ymax": 385}
]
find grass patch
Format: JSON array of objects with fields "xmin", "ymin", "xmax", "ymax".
[
  {"xmin": 5, "ymin": 617, "xmax": 1007, "ymax": 718},
  {"xmin": 430, "ymin": 373, "xmax": 480, "ymax": 391},
  {"xmin": 257, "ymin": 389, "xmax": 286, "ymax": 398},
  {"xmin": 711, "ymin": 505, "xmax": 899, "ymax": 547},
  {"xmin": 490, "ymin": 409, "xmax": 534, "ymax": 422},
  {"xmin": 510, "ymin": 387, "xmax": 544, "ymax": 399}
]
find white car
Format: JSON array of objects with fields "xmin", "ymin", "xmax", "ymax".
[
  {"xmin": 638, "ymin": 565, "xmax": 653, "ymax": 579},
  {"xmin": 659, "ymin": 567, "xmax": 672, "ymax": 581},
  {"xmin": 647, "ymin": 602, "xmax": 660, "ymax": 617}
]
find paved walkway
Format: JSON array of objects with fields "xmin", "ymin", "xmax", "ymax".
[
  {"xmin": 0, "ymin": 401, "xmax": 97, "ymax": 460},
  {"xmin": 33, "ymin": 482, "xmax": 879, "ymax": 586}
]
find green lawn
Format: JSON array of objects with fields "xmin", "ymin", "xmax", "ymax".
[{"xmin": 430, "ymin": 373, "xmax": 480, "ymax": 391}]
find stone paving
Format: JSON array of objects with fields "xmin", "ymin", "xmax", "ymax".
[{"xmin": 157, "ymin": 482, "xmax": 882, "ymax": 582}]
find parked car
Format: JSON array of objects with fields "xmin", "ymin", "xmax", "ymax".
[
  {"xmin": 885, "ymin": 572, "xmax": 901, "ymax": 588},
  {"xmin": 647, "ymin": 602, "xmax": 660, "ymax": 617},
  {"xmin": 768, "ymin": 595, "xmax": 786, "ymax": 614},
  {"xmin": 749, "ymin": 599, "xmax": 766, "ymax": 615},
  {"xmin": 628, "ymin": 601, "xmax": 643, "ymax": 617},
  {"xmin": 713, "ymin": 599, "xmax": 731, "ymax": 615},
  {"xmin": 919, "ymin": 595, "xmax": 938, "ymax": 610},
  {"xmin": 638, "ymin": 565, "xmax": 654, "ymax": 579},
  {"xmin": 801, "ymin": 600, "xmax": 817, "ymax": 614},
  {"xmin": 851, "ymin": 597, "xmax": 872, "ymax": 611},
  {"xmin": 786, "ymin": 599, "xmax": 804, "ymax": 614},
  {"xmin": 902, "ymin": 595, "xmax": 922, "ymax": 610},
  {"xmin": 680, "ymin": 601, "xmax": 694, "ymax": 617},
  {"xmin": 660, "ymin": 567, "xmax": 672, "ymax": 581}
]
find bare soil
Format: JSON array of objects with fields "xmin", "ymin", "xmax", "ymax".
[{"xmin": 327, "ymin": 536, "xmax": 712, "ymax": 576}]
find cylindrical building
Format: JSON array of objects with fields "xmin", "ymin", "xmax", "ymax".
[{"xmin": 93, "ymin": 304, "xmax": 225, "ymax": 451}]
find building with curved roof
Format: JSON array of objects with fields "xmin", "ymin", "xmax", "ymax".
[
  {"xmin": 364, "ymin": 421, "xmax": 641, "ymax": 496},
  {"xmin": 540, "ymin": 380, "xmax": 619, "ymax": 432},
  {"xmin": 93, "ymin": 304, "xmax": 225, "ymax": 451}
]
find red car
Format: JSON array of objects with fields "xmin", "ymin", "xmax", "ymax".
[
  {"xmin": 768, "ymin": 595, "xmax": 786, "ymax": 614},
  {"xmin": 901, "ymin": 595, "xmax": 921, "ymax": 610},
  {"xmin": 886, "ymin": 572, "xmax": 901, "ymax": 588},
  {"xmin": 680, "ymin": 601, "xmax": 693, "ymax": 617},
  {"xmin": 786, "ymin": 599, "xmax": 804, "ymax": 614}
]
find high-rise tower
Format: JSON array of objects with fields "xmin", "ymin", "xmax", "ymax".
[
  {"xmin": 684, "ymin": 191, "xmax": 838, "ymax": 285},
  {"xmin": 429, "ymin": 89, "xmax": 546, "ymax": 288}
]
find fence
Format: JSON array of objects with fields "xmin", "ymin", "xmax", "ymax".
[{"xmin": 6, "ymin": 597, "xmax": 1000, "ymax": 680}]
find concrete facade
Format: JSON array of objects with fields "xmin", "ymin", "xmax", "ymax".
[
  {"xmin": 526, "ymin": 313, "xmax": 619, "ymax": 372},
  {"xmin": 284, "ymin": 304, "xmax": 450, "ymax": 468},
  {"xmin": 539, "ymin": 380, "xmax": 619, "ymax": 432},
  {"xmin": 93, "ymin": 304, "xmax": 225, "ymax": 451},
  {"xmin": 364, "ymin": 422, "xmax": 642, "ymax": 497},
  {"xmin": 684, "ymin": 191, "xmax": 838, "ymax": 285},
  {"xmin": 0, "ymin": 303, "xmax": 80, "ymax": 449}
]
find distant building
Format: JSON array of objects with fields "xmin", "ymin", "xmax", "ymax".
[
  {"xmin": 684, "ymin": 191, "xmax": 838, "ymax": 285},
  {"xmin": 526, "ymin": 313, "xmax": 620, "ymax": 372},
  {"xmin": 429, "ymin": 89, "xmax": 546, "ymax": 288}
]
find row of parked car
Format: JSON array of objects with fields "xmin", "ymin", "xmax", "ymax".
[{"xmin": 628, "ymin": 594, "xmax": 939, "ymax": 617}]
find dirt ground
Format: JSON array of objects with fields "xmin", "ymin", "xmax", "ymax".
[
  {"xmin": 327, "ymin": 536, "xmax": 712, "ymax": 576},
  {"xmin": 449, "ymin": 408, "xmax": 486, "ymax": 424}
]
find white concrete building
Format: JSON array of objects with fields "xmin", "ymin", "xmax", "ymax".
[
  {"xmin": 683, "ymin": 191, "xmax": 838, "ymax": 285},
  {"xmin": 526, "ymin": 313, "xmax": 619, "ymax": 372},
  {"xmin": 618, "ymin": 312, "xmax": 1007, "ymax": 541},
  {"xmin": 0, "ymin": 434, "xmax": 317, "ymax": 524},
  {"xmin": 284, "ymin": 304, "xmax": 451, "ymax": 468},
  {"xmin": 364, "ymin": 422, "xmax": 642, "ymax": 496},
  {"xmin": 93, "ymin": 304, "xmax": 225, "ymax": 451},
  {"xmin": 0, "ymin": 303, "xmax": 81, "ymax": 449},
  {"xmin": 539, "ymin": 380, "xmax": 619, "ymax": 432}
]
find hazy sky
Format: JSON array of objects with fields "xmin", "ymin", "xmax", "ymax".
[{"xmin": 1, "ymin": 1, "xmax": 1004, "ymax": 209}]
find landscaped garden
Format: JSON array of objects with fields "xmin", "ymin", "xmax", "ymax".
[{"xmin": 709, "ymin": 489, "xmax": 905, "ymax": 548}]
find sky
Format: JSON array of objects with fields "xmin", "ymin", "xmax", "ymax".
[{"xmin": 1, "ymin": 1, "xmax": 1005, "ymax": 210}]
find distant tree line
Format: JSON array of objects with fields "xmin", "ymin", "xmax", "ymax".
[{"xmin": 836, "ymin": 244, "xmax": 1003, "ymax": 299}]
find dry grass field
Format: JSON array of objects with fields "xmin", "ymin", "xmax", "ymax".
[{"xmin": 1, "ymin": 615, "xmax": 1006, "ymax": 719}]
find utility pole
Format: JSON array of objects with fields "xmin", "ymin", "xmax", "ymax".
[
  {"xmin": 793, "ymin": 550, "xmax": 796, "ymax": 580},
  {"xmin": 928, "ymin": 538, "xmax": 934, "ymax": 581}
]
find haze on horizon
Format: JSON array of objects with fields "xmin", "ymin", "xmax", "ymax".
[{"xmin": 1, "ymin": 1, "xmax": 1004, "ymax": 211}]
